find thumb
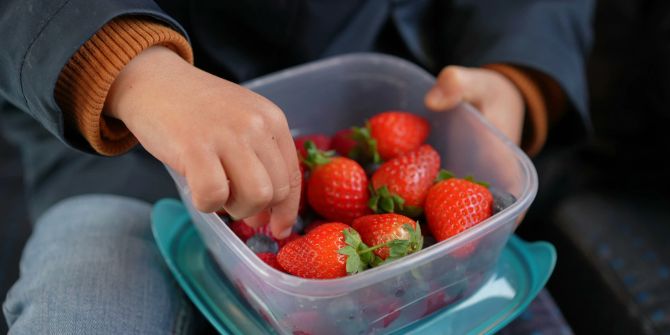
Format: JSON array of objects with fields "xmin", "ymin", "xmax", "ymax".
[{"xmin": 425, "ymin": 66, "xmax": 478, "ymax": 111}]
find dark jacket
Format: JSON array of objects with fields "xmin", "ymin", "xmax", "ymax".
[{"xmin": 0, "ymin": 0, "xmax": 594, "ymax": 220}]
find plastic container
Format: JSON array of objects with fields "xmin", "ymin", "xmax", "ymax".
[{"xmin": 166, "ymin": 53, "xmax": 538, "ymax": 335}]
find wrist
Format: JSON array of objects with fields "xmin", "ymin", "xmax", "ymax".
[{"xmin": 105, "ymin": 45, "xmax": 190, "ymax": 123}]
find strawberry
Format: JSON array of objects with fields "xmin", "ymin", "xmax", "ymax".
[
  {"xmin": 303, "ymin": 141, "xmax": 370, "ymax": 223},
  {"xmin": 257, "ymin": 252, "xmax": 286, "ymax": 272},
  {"xmin": 369, "ymin": 145, "xmax": 440, "ymax": 217},
  {"xmin": 425, "ymin": 175, "xmax": 493, "ymax": 242},
  {"xmin": 277, "ymin": 222, "xmax": 374, "ymax": 279},
  {"xmin": 276, "ymin": 232, "xmax": 301, "ymax": 249},
  {"xmin": 331, "ymin": 129, "xmax": 358, "ymax": 157},
  {"xmin": 423, "ymin": 290, "xmax": 448, "ymax": 317},
  {"xmin": 294, "ymin": 134, "xmax": 331, "ymax": 159},
  {"xmin": 351, "ymin": 214, "xmax": 423, "ymax": 260},
  {"xmin": 229, "ymin": 220, "xmax": 256, "ymax": 242},
  {"xmin": 351, "ymin": 111, "xmax": 430, "ymax": 162}
]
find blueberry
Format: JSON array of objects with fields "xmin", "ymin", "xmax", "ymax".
[
  {"xmin": 292, "ymin": 216, "xmax": 306, "ymax": 234},
  {"xmin": 217, "ymin": 213, "xmax": 231, "ymax": 225},
  {"xmin": 246, "ymin": 234, "xmax": 278, "ymax": 254},
  {"xmin": 364, "ymin": 162, "xmax": 382, "ymax": 176},
  {"xmin": 490, "ymin": 188, "xmax": 517, "ymax": 214}
]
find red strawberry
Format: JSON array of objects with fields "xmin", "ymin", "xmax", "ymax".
[
  {"xmin": 351, "ymin": 214, "xmax": 422, "ymax": 260},
  {"xmin": 423, "ymin": 290, "xmax": 448, "ymax": 317},
  {"xmin": 425, "ymin": 177, "xmax": 493, "ymax": 242},
  {"xmin": 331, "ymin": 129, "xmax": 357, "ymax": 156},
  {"xmin": 277, "ymin": 222, "xmax": 373, "ymax": 279},
  {"xmin": 369, "ymin": 145, "xmax": 440, "ymax": 217},
  {"xmin": 229, "ymin": 220, "xmax": 256, "ymax": 242},
  {"xmin": 294, "ymin": 134, "xmax": 331, "ymax": 159},
  {"xmin": 257, "ymin": 252, "xmax": 286, "ymax": 272},
  {"xmin": 351, "ymin": 111, "xmax": 429, "ymax": 162},
  {"xmin": 303, "ymin": 141, "xmax": 370, "ymax": 223},
  {"xmin": 382, "ymin": 300, "xmax": 402, "ymax": 328}
]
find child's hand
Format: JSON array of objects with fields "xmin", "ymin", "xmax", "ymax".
[
  {"xmin": 105, "ymin": 46, "xmax": 300, "ymax": 238},
  {"xmin": 424, "ymin": 66, "xmax": 524, "ymax": 144}
]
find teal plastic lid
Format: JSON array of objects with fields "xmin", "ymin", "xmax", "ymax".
[{"xmin": 151, "ymin": 199, "xmax": 556, "ymax": 335}]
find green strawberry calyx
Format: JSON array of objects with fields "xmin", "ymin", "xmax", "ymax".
[
  {"xmin": 348, "ymin": 123, "xmax": 382, "ymax": 164},
  {"xmin": 337, "ymin": 228, "xmax": 375, "ymax": 275},
  {"xmin": 357, "ymin": 223, "xmax": 424, "ymax": 266},
  {"xmin": 302, "ymin": 140, "xmax": 335, "ymax": 170},
  {"xmin": 434, "ymin": 169, "xmax": 490, "ymax": 188},
  {"xmin": 368, "ymin": 185, "xmax": 423, "ymax": 218}
]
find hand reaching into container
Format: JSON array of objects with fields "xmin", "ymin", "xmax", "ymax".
[
  {"xmin": 425, "ymin": 66, "xmax": 525, "ymax": 145},
  {"xmin": 105, "ymin": 46, "xmax": 300, "ymax": 239}
]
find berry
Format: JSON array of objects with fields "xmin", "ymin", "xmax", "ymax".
[
  {"xmin": 351, "ymin": 214, "xmax": 422, "ymax": 260},
  {"xmin": 425, "ymin": 177, "xmax": 493, "ymax": 242},
  {"xmin": 331, "ymin": 129, "xmax": 358, "ymax": 156},
  {"xmin": 229, "ymin": 220, "xmax": 256, "ymax": 242},
  {"xmin": 292, "ymin": 216, "xmax": 306, "ymax": 233},
  {"xmin": 277, "ymin": 223, "xmax": 374, "ymax": 279},
  {"xmin": 491, "ymin": 187, "xmax": 517, "ymax": 214},
  {"xmin": 351, "ymin": 111, "xmax": 430, "ymax": 162},
  {"xmin": 303, "ymin": 141, "xmax": 370, "ymax": 223},
  {"xmin": 257, "ymin": 252, "xmax": 285, "ymax": 271},
  {"xmin": 369, "ymin": 145, "xmax": 440, "ymax": 216},
  {"xmin": 294, "ymin": 134, "xmax": 331, "ymax": 159},
  {"xmin": 246, "ymin": 234, "xmax": 279, "ymax": 254}
]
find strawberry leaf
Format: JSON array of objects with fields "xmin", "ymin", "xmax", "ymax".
[
  {"xmin": 338, "ymin": 245, "xmax": 357, "ymax": 256},
  {"xmin": 380, "ymin": 196, "xmax": 395, "ymax": 213},
  {"xmin": 368, "ymin": 185, "xmax": 407, "ymax": 214},
  {"xmin": 464, "ymin": 175, "xmax": 490, "ymax": 188},
  {"xmin": 346, "ymin": 253, "xmax": 363, "ymax": 274},
  {"xmin": 371, "ymin": 256, "xmax": 384, "ymax": 267},
  {"xmin": 403, "ymin": 223, "xmax": 424, "ymax": 253},
  {"xmin": 435, "ymin": 169, "xmax": 455, "ymax": 183},
  {"xmin": 339, "ymin": 245, "xmax": 367, "ymax": 275},
  {"xmin": 350, "ymin": 124, "xmax": 381, "ymax": 164},
  {"xmin": 302, "ymin": 141, "xmax": 333, "ymax": 169},
  {"xmin": 388, "ymin": 239, "xmax": 411, "ymax": 258},
  {"xmin": 343, "ymin": 228, "xmax": 362, "ymax": 249},
  {"xmin": 399, "ymin": 205, "xmax": 422, "ymax": 218},
  {"xmin": 359, "ymin": 248, "xmax": 374, "ymax": 265}
]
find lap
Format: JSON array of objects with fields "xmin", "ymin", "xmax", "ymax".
[{"xmin": 3, "ymin": 195, "xmax": 199, "ymax": 335}]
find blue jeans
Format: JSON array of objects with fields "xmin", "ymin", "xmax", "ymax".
[{"xmin": 2, "ymin": 195, "xmax": 199, "ymax": 334}]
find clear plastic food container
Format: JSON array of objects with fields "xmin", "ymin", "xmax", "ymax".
[{"xmin": 167, "ymin": 53, "xmax": 538, "ymax": 335}]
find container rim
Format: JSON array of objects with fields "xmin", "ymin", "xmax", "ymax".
[{"xmin": 174, "ymin": 53, "xmax": 539, "ymax": 297}]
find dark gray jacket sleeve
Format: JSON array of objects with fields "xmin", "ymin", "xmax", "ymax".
[
  {"xmin": 0, "ymin": 0, "xmax": 188, "ymax": 149},
  {"xmin": 440, "ymin": 0, "xmax": 595, "ymax": 124}
]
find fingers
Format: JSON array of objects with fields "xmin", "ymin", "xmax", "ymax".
[
  {"xmin": 220, "ymin": 146, "xmax": 275, "ymax": 220},
  {"xmin": 425, "ymin": 66, "xmax": 481, "ymax": 111},
  {"xmin": 185, "ymin": 149, "xmax": 230, "ymax": 213},
  {"xmin": 267, "ymin": 128, "xmax": 302, "ymax": 239},
  {"xmin": 255, "ymin": 139, "xmax": 291, "ymax": 205}
]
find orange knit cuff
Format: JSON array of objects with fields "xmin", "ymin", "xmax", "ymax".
[
  {"xmin": 55, "ymin": 16, "xmax": 194, "ymax": 156},
  {"xmin": 484, "ymin": 64, "xmax": 554, "ymax": 157}
]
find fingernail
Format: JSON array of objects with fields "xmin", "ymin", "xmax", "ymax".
[
  {"xmin": 426, "ymin": 88, "xmax": 446, "ymax": 107},
  {"xmin": 276, "ymin": 227, "xmax": 292, "ymax": 240}
]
